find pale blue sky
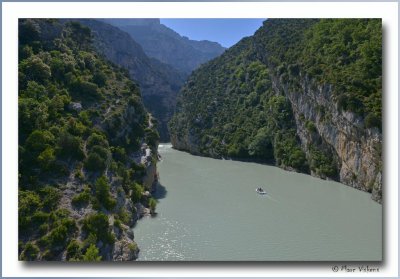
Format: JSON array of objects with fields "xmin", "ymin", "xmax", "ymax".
[{"xmin": 160, "ymin": 19, "xmax": 266, "ymax": 48}]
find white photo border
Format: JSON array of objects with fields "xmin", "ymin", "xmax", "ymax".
[{"xmin": 2, "ymin": 1, "xmax": 398, "ymax": 277}]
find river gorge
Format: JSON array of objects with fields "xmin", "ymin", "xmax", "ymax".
[{"xmin": 134, "ymin": 144, "xmax": 382, "ymax": 261}]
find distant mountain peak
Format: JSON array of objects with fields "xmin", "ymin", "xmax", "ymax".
[
  {"xmin": 102, "ymin": 18, "xmax": 160, "ymax": 27},
  {"xmin": 103, "ymin": 18, "xmax": 226, "ymax": 74}
]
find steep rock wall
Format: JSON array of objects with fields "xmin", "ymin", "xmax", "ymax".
[{"xmin": 273, "ymin": 73, "xmax": 382, "ymax": 202}]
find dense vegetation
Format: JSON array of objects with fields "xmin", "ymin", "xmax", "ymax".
[
  {"xmin": 18, "ymin": 19, "xmax": 158, "ymax": 261},
  {"xmin": 170, "ymin": 19, "xmax": 381, "ymax": 180},
  {"xmin": 255, "ymin": 19, "xmax": 382, "ymax": 129}
]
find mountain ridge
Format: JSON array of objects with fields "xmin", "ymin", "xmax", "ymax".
[
  {"xmin": 102, "ymin": 18, "xmax": 226, "ymax": 75},
  {"xmin": 72, "ymin": 19, "xmax": 185, "ymax": 141}
]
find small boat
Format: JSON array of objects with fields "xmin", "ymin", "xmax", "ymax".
[{"xmin": 255, "ymin": 187, "xmax": 267, "ymax": 195}]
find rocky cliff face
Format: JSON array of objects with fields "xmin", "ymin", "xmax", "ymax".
[
  {"xmin": 169, "ymin": 19, "xmax": 382, "ymax": 203},
  {"xmin": 273, "ymin": 72, "xmax": 382, "ymax": 202}
]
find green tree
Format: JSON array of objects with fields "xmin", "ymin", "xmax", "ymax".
[
  {"xmin": 87, "ymin": 133, "xmax": 109, "ymax": 149},
  {"xmin": 248, "ymin": 128, "xmax": 273, "ymax": 159},
  {"xmin": 92, "ymin": 71, "xmax": 107, "ymax": 87},
  {"xmin": 66, "ymin": 22, "xmax": 92, "ymax": 50},
  {"xmin": 37, "ymin": 147, "xmax": 56, "ymax": 170},
  {"xmin": 19, "ymin": 19, "xmax": 40, "ymax": 45},
  {"xmin": 94, "ymin": 176, "xmax": 116, "ymax": 210},
  {"xmin": 148, "ymin": 198, "xmax": 157, "ymax": 214},
  {"xmin": 20, "ymin": 242, "xmax": 39, "ymax": 261},
  {"xmin": 66, "ymin": 240, "xmax": 82, "ymax": 261},
  {"xmin": 22, "ymin": 81, "xmax": 47, "ymax": 101},
  {"xmin": 42, "ymin": 225, "xmax": 69, "ymax": 249},
  {"xmin": 82, "ymin": 213, "xmax": 114, "ymax": 244},
  {"xmin": 19, "ymin": 98, "xmax": 49, "ymax": 140},
  {"xmin": 84, "ymin": 152, "xmax": 107, "ymax": 173},
  {"xmin": 70, "ymin": 79, "xmax": 100, "ymax": 101},
  {"xmin": 82, "ymin": 244, "xmax": 101, "ymax": 261},
  {"xmin": 56, "ymin": 131, "xmax": 84, "ymax": 160},
  {"xmin": 39, "ymin": 186, "xmax": 61, "ymax": 211},
  {"xmin": 71, "ymin": 187, "xmax": 90, "ymax": 207},
  {"xmin": 19, "ymin": 56, "xmax": 51, "ymax": 83},
  {"xmin": 130, "ymin": 182, "xmax": 143, "ymax": 203},
  {"xmin": 19, "ymin": 190, "xmax": 42, "ymax": 216},
  {"xmin": 25, "ymin": 130, "xmax": 54, "ymax": 153}
]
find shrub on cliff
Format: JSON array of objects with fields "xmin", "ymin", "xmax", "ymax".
[
  {"xmin": 82, "ymin": 213, "xmax": 115, "ymax": 245},
  {"xmin": 309, "ymin": 147, "xmax": 338, "ymax": 178},
  {"xmin": 71, "ymin": 187, "xmax": 91, "ymax": 207},
  {"xmin": 20, "ymin": 242, "xmax": 39, "ymax": 261},
  {"xmin": 94, "ymin": 176, "xmax": 116, "ymax": 211},
  {"xmin": 148, "ymin": 197, "xmax": 157, "ymax": 213},
  {"xmin": 39, "ymin": 186, "xmax": 61, "ymax": 211},
  {"xmin": 84, "ymin": 152, "xmax": 106, "ymax": 173},
  {"xmin": 66, "ymin": 240, "xmax": 82, "ymax": 261},
  {"xmin": 82, "ymin": 244, "xmax": 102, "ymax": 261},
  {"xmin": 365, "ymin": 112, "xmax": 381, "ymax": 131},
  {"xmin": 130, "ymin": 182, "xmax": 144, "ymax": 204},
  {"xmin": 87, "ymin": 133, "xmax": 109, "ymax": 149},
  {"xmin": 56, "ymin": 131, "xmax": 84, "ymax": 160}
]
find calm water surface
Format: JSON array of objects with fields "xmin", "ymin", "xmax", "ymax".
[{"xmin": 134, "ymin": 144, "xmax": 382, "ymax": 261}]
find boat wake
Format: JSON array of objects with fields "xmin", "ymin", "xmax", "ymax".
[
  {"xmin": 256, "ymin": 190, "xmax": 279, "ymax": 202},
  {"xmin": 265, "ymin": 195, "xmax": 279, "ymax": 203}
]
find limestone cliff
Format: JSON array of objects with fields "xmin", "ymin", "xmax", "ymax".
[{"xmin": 273, "ymin": 72, "xmax": 382, "ymax": 203}]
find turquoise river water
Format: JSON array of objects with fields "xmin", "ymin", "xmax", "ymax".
[{"xmin": 134, "ymin": 144, "xmax": 382, "ymax": 261}]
